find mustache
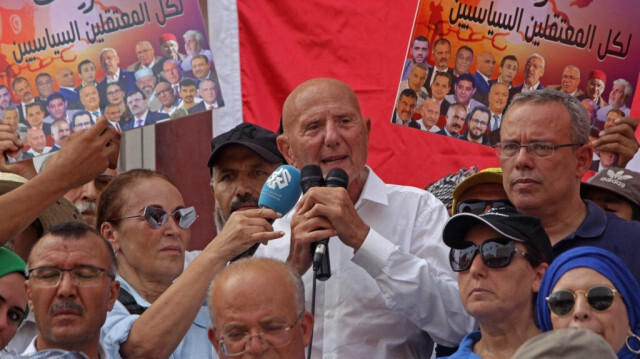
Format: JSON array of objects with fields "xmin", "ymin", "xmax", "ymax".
[
  {"xmin": 50, "ymin": 300, "xmax": 84, "ymax": 315},
  {"xmin": 75, "ymin": 200, "xmax": 96, "ymax": 214},
  {"xmin": 230, "ymin": 195, "xmax": 259, "ymax": 213}
]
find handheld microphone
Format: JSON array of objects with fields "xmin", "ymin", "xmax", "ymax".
[
  {"xmin": 313, "ymin": 168, "xmax": 348, "ymax": 280},
  {"xmin": 231, "ymin": 165, "xmax": 301, "ymax": 262}
]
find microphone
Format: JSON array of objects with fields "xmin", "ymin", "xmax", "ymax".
[
  {"xmin": 313, "ymin": 168, "xmax": 348, "ymax": 281},
  {"xmin": 231, "ymin": 165, "xmax": 301, "ymax": 262}
]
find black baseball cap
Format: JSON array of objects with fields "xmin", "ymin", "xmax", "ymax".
[
  {"xmin": 208, "ymin": 122, "xmax": 285, "ymax": 174},
  {"xmin": 443, "ymin": 206, "xmax": 553, "ymax": 263}
]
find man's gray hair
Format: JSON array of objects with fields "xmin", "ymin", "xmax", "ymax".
[
  {"xmin": 507, "ymin": 89, "xmax": 589, "ymax": 145},
  {"xmin": 99, "ymin": 47, "xmax": 118, "ymax": 58},
  {"xmin": 526, "ymin": 53, "xmax": 545, "ymax": 68},
  {"xmin": 183, "ymin": 30, "xmax": 204, "ymax": 44},
  {"xmin": 207, "ymin": 257, "xmax": 305, "ymax": 326},
  {"xmin": 613, "ymin": 78, "xmax": 633, "ymax": 98}
]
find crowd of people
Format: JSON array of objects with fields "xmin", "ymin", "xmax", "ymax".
[
  {"xmin": 0, "ymin": 29, "xmax": 222, "ymax": 164},
  {"xmin": 0, "ymin": 52, "xmax": 639, "ymax": 358},
  {"xmin": 394, "ymin": 35, "xmax": 635, "ymax": 167}
]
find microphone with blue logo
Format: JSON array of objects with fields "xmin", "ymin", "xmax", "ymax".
[{"xmin": 231, "ymin": 165, "xmax": 302, "ymax": 262}]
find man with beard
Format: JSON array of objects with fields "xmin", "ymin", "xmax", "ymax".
[
  {"xmin": 21, "ymin": 222, "xmax": 119, "ymax": 358},
  {"xmin": 122, "ymin": 90, "xmax": 169, "ymax": 130},
  {"xmin": 181, "ymin": 30, "xmax": 213, "ymax": 72},
  {"xmin": 134, "ymin": 68, "xmax": 161, "ymax": 112},
  {"xmin": 401, "ymin": 35, "xmax": 431, "ymax": 81},
  {"xmin": 50, "ymin": 119, "xmax": 70, "ymax": 151},
  {"xmin": 207, "ymin": 122, "xmax": 285, "ymax": 231},
  {"xmin": 510, "ymin": 53, "xmax": 545, "ymax": 98},
  {"xmin": 426, "ymin": 38, "xmax": 452, "ymax": 89},
  {"xmin": 459, "ymin": 106, "xmax": 490, "ymax": 145},
  {"xmin": 97, "ymin": 48, "xmax": 137, "ymax": 108},
  {"xmin": 391, "ymin": 89, "xmax": 420, "ymax": 128},
  {"xmin": 171, "ymin": 79, "xmax": 199, "ymax": 118},
  {"xmin": 11, "ymin": 77, "xmax": 37, "ymax": 125},
  {"xmin": 437, "ymin": 103, "xmax": 466, "ymax": 138},
  {"xmin": 419, "ymin": 98, "xmax": 441, "ymax": 132},
  {"xmin": 0, "ymin": 85, "xmax": 13, "ymax": 119},
  {"xmin": 596, "ymin": 78, "xmax": 632, "ymax": 124}
]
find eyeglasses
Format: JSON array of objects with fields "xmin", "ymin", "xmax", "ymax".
[
  {"xmin": 449, "ymin": 238, "xmax": 532, "ymax": 272},
  {"xmin": 456, "ymin": 200, "xmax": 512, "ymax": 215},
  {"xmin": 546, "ymin": 286, "xmax": 620, "ymax": 316},
  {"xmin": 27, "ymin": 265, "xmax": 115, "ymax": 287},
  {"xmin": 470, "ymin": 118, "xmax": 488, "ymax": 127},
  {"xmin": 493, "ymin": 142, "xmax": 583, "ymax": 158},
  {"xmin": 109, "ymin": 206, "xmax": 198, "ymax": 230},
  {"xmin": 217, "ymin": 313, "xmax": 302, "ymax": 356}
]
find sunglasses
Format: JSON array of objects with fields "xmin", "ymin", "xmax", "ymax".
[
  {"xmin": 456, "ymin": 199, "xmax": 512, "ymax": 215},
  {"xmin": 546, "ymin": 286, "xmax": 620, "ymax": 316},
  {"xmin": 449, "ymin": 238, "xmax": 530, "ymax": 272},
  {"xmin": 110, "ymin": 206, "xmax": 198, "ymax": 230}
]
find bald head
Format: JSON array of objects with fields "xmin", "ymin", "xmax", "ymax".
[
  {"xmin": 281, "ymin": 78, "xmax": 362, "ymax": 134},
  {"xmin": 207, "ymin": 258, "xmax": 312, "ymax": 358},
  {"xmin": 277, "ymin": 78, "xmax": 371, "ymax": 197}
]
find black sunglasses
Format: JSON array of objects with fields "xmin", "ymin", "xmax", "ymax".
[
  {"xmin": 456, "ymin": 199, "xmax": 512, "ymax": 215},
  {"xmin": 110, "ymin": 206, "xmax": 198, "ymax": 230},
  {"xmin": 546, "ymin": 286, "xmax": 619, "ymax": 316},
  {"xmin": 449, "ymin": 238, "xmax": 530, "ymax": 272}
]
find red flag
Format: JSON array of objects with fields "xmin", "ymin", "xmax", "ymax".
[
  {"xmin": 237, "ymin": 0, "xmax": 498, "ymax": 188},
  {"xmin": 0, "ymin": 3, "xmax": 36, "ymax": 45}
]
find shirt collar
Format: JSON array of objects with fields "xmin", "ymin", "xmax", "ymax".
[{"xmin": 355, "ymin": 166, "xmax": 388, "ymax": 208}]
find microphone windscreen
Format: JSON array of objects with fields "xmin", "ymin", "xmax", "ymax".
[
  {"xmin": 300, "ymin": 164, "xmax": 324, "ymax": 193},
  {"xmin": 325, "ymin": 168, "xmax": 348, "ymax": 188},
  {"xmin": 258, "ymin": 165, "xmax": 302, "ymax": 215}
]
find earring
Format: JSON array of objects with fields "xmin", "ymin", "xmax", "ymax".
[{"xmin": 625, "ymin": 332, "xmax": 640, "ymax": 354}]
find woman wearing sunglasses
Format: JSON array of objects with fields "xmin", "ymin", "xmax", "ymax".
[
  {"xmin": 440, "ymin": 206, "xmax": 553, "ymax": 358},
  {"xmin": 95, "ymin": 169, "xmax": 278, "ymax": 358},
  {"xmin": 537, "ymin": 246, "xmax": 640, "ymax": 358}
]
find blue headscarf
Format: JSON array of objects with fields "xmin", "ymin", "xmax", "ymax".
[{"xmin": 537, "ymin": 246, "xmax": 640, "ymax": 358}]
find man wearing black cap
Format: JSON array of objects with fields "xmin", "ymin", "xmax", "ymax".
[{"xmin": 207, "ymin": 122, "xmax": 285, "ymax": 231}]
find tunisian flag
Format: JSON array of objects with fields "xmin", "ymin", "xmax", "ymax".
[
  {"xmin": 0, "ymin": 3, "xmax": 36, "ymax": 45},
  {"xmin": 234, "ymin": 0, "xmax": 499, "ymax": 188}
]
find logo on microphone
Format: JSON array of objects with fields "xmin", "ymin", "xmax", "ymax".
[{"xmin": 266, "ymin": 167, "xmax": 292, "ymax": 189}]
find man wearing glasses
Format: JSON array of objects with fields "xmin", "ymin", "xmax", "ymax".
[
  {"xmin": 22, "ymin": 222, "xmax": 119, "ymax": 358},
  {"xmin": 497, "ymin": 89, "xmax": 640, "ymax": 283},
  {"xmin": 207, "ymin": 257, "xmax": 313, "ymax": 358},
  {"xmin": 459, "ymin": 106, "xmax": 491, "ymax": 145}
]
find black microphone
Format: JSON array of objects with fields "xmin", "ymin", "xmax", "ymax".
[{"xmin": 312, "ymin": 168, "xmax": 348, "ymax": 280}]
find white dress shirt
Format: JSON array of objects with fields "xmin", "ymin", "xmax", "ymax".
[{"xmin": 259, "ymin": 167, "xmax": 475, "ymax": 358}]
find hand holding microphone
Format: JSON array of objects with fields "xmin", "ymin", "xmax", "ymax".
[{"xmin": 228, "ymin": 165, "xmax": 302, "ymax": 262}]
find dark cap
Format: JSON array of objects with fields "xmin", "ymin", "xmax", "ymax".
[
  {"xmin": 208, "ymin": 122, "xmax": 285, "ymax": 173},
  {"xmin": 582, "ymin": 167, "xmax": 640, "ymax": 207},
  {"xmin": 443, "ymin": 206, "xmax": 553, "ymax": 263}
]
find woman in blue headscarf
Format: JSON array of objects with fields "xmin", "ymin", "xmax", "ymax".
[{"xmin": 537, "ymin": 246, "xmax": 640, "ymax": 358}]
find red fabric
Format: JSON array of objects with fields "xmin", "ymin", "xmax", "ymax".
[
  {"xmin": 237, "ymin": 0, "xmax": 499, "ymax": 188},
  {"xmin": 0, "ymin": 3, "xmax": 36, "ymax": 45}
]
